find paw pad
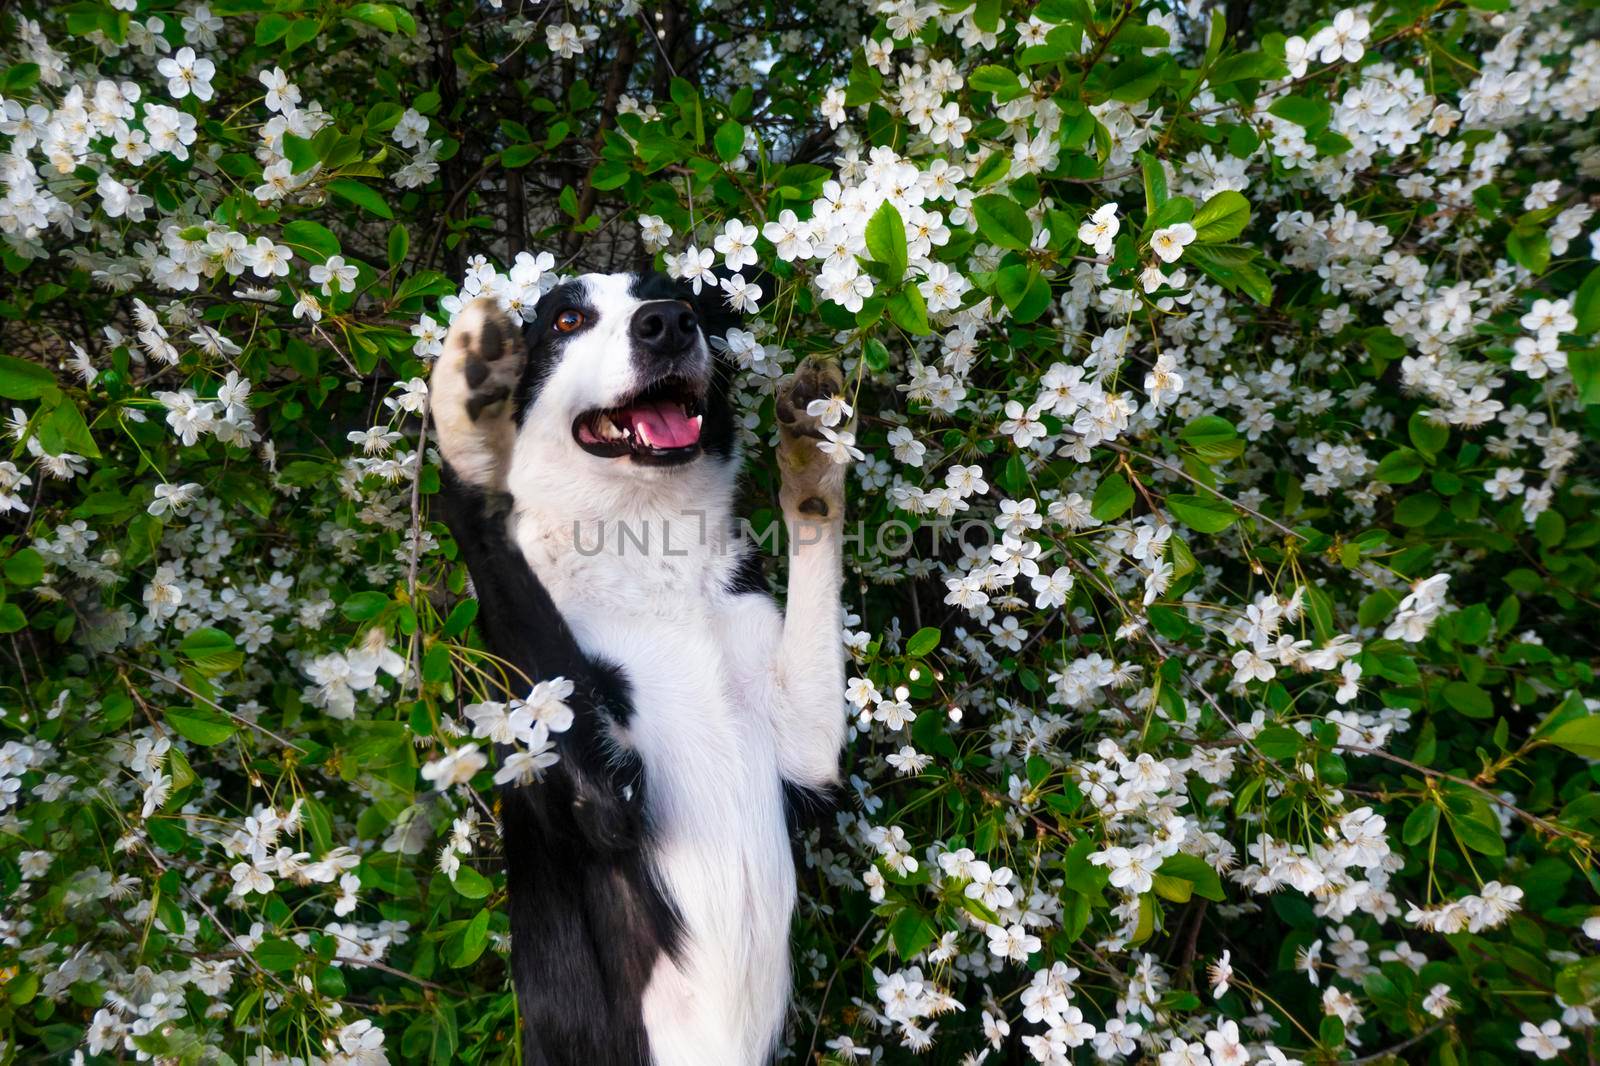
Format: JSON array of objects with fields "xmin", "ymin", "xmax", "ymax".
[
  {"xmin": 429, "ymin": 297, "xmax": 528, "ymax": 491},
  {"xmin": 776, "ymin": 355, "xmax": 846, "ymax": 439}
]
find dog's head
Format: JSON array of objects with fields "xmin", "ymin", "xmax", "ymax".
[{"xmin": 508, "ymin": 271, "xmax": 739, "ymax": 478}]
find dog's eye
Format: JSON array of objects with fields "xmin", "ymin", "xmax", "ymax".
[{"xmin": 554, "ymin": 309, "xmax": 585, "ymax": 333}]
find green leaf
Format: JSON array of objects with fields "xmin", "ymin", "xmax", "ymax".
[
  {"xmin": 0, "ymin": 63, "xmax": 41, "ymax": 94},
  {"xmin": 1106, "ymin": 54, "xmax": 1166, "ymax": 102},
  {"xmin": 1166, "ymin": 493, "xmax": 1238, "ymax": 533},
  {"xmin": 1186, "ymin": 244, "xmax": 1273, "ymax": 305},
  {"xmin": 1145, "ymin": 195, "xmax": 1195, "ymax": 235},
  {"xmin": 282, "ymin": 219, "xmax": 340, "ymax": 262},
  {"xmin": 1233, "ymin": 259, "xmax": 1273, "ymax": 305},
  {"xmin": 1191, "ymin": 191, "xmax": 1250, "ymax": 243},
  {"xmin": 972, "ymin": 195, "xmax": 1033, "ymax": 251},
  {"xmin": 254, "ymin": 938, "xmax": 302, "ymax": 972},
  {"xmin": 1546, "ymin": 716, "xmax": 1600, "ymax": 758},
  {"xmin": 347, "ymin": 3, "xmax": 416, "ymax": 35},
  {"xmin": 387, "ymin": 223, "xmax": 409, "ymax": 269},
  {"xmin": 911, "ymin": 707, "xmax": 958, "ymax": 759},
  {"xmin": 1255, "ymin": 726, "xmax": 1303, "ymax": 760},
  {"xmin": 1374, "ymin": 448, "xmax": 1425, "ymax": 484},
  {"xmin": 4, "ymin": 548, "xmax": 44, "ymax": 587},
  {"xmin": 1141, "ymin": 151, "xmax": 1168, "ymax": 211},
  {"xmin": 281, "ymin": 133, "xmax": 321, "ymax": 173},
  {"xmin": 1407, "ymin": 411, "xmax": 1450, "ymax": 456},
  {"xmin": 1267, "ymin": 95, "xmax": 1330, "ymax": 129},
  {"xmin": 341, "ymin": 591, "xmax": 390, "ymax": 621},
  {"xmin": 1441, "ymin": 681, "xmax": 1493, "ymax": 719},
  {"xmin": 441, "ymin": 598, "xmax": 478, "ymax": 638},
  {"xmin": 1402, "ymin": 802, "xmax": 1439, "ymax": 846},
  {"xmin": 44, "ymin": 397, "xmax": 100, "ymax": 458},
  {"xmin": 1206, "ymin": 51, "xmax": 1286, "ymax": 86},
  {"xmin": 1157, "ymin": 853, "xmax": 1225, "ymax": 901},
  {"xmin": 165, "ymin": 705, "xmax": 237, "ymax": 747},
  {"xmin": 1573, "ymin": 266, "xmax": 1600, "ymax": 334},
  {"xmin": 179, "ymin": 627, "xmax": 243, "ymax": 676},
  {"xmin": 170, "ymin": 745, "xmax": 196, "ymax": 792},
  {"xmin": 1442, "ymin": 787, "xmax": 1505, "ymax": 857},
  {"xmin": 284, "ymin": 18, "xmax": 320, "ymax": 54},
  {"xmin": 713, "ymin": 119, "xmax": 744, "ymax": 164},
  {"xmin": 1394, "ymin": 493, "xmax": 1441, "ymax": 527},
  {"xmin": 500, "ymin": 143, "xmax": 539, "ymax": 168},
  {"xmin": 1091, "ymin": 473, "xmax": 1135, "ymax": 521},
  {"xmin": 1181, "ymin": 416, "xmax": 1237, "ymax": 448},
  {"xmin": 865, "ymin": 200, "xmax": 907, "ymax": 279},
  {"xmin": 906, "ymin": 627, "xmax": 941, "ymax": 657},
  {"xmin": 886, "ymin": 286, "xmax": 931, "ymax": 335},
  {"xmin": 1506, "ymin": 224, "xmax": 1550, "ymax": 274},
  {"xmin": 889, "ymin": 908, "xmax": 936, "ymax": 958},
  {"xmin": 255, "ymin": 13, "xmax": 292, "ymax": 45},
  {"xmin": 326, "ymin": 178, "xmax": 394, "ymax": 219},
  {"xmin": 967, "ymin": 148, "xmax": 1011, "ymax": 189},
  {"xmin": 1356, "ymin": 328, "xmax": 1408, "ymax": 364},
  {"xmin": 449, "ymin": 909, "xmax": 491, "ymax": 968},
  {"xmin": 1571, "ymin": 349, "xmax": 1600, "ymax": 406},
  {"xmin": 994, "ymin": 263, "xmax": 1053, "ymax": 323},
  {"xmin": 968, "ymin": 65, "xmax": 1024, "ymax": 100},
  {"xmin": 1001, "ymin": 452, "xmax": 1028, "ymax": 496},
  {"xmin": 1555, "ymin": 957, "xmax": 1600, "ymax": 1008},
  {"xmin": 1183, "ymin": 418, "xmax": 1245, "ymax": 462},
  {"xmin": 452, "ymin": 865, "xmax": 492, "ymax": 899},
  {"xmin": 1151, "ymin": 873, "xmax": 1193, "ymax": 903},
  {"xmin": 366, "ymin": 101, "xmax": 404, "ymax": 132}
]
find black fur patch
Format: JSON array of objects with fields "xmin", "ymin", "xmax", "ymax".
[
  {"xmin": 782, "ymin": 779, "xmax": 846, "ymax": 834},
  {"xmin": 514, "ymin": 280, "xmax": 596, "ymax": 425},
  {"xmin": 724, "ymin": 543, "xmax": 769, "ymax": 596},
  {"xmin": 436, "ymin": 462, "xmax": 682, "ymax": 1065}
]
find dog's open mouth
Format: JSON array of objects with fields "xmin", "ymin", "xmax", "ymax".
[{"xmin": 572, "ymin": 376, "xmax": 706, "ymax": 463}]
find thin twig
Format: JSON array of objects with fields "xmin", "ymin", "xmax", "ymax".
[
  {"xmin": 1345, "ymin": 1022, "xmax": 1448, "ymax": 1064},
  {"xmin": 112, "ymin": 655, "xmax": 308, "ymax": 753},
  {"xmin": 1107, "ymin": 442, "xmax": 1305, "ymax": 542},
  {"xmin": 139, "ymin": 843, "xmax": 281, "ymax": 984},
  {"xmin": 805, "ymin": 916, "xmax": 874, "ymax": 1063},
  {"xmin": 1341, "ymin": 744, "xmax": 1583, "ymax": 843}
]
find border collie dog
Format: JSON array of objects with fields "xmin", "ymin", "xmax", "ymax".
[{"xmin": 428, "ymin": 270, "xmax": 848, "ymax": 1066}]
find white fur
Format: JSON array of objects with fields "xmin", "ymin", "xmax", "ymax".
[{"xmin": 495, "ymin": 275, "xmax": 846, "ymax": 1066}]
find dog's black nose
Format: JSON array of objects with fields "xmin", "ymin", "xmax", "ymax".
[{"xmin": 630, "ymin": 301, "xmax": 699, "ymax": 357}]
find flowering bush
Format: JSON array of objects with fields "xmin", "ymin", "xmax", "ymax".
[{"xmin": 2, "ymin": 0, "xmax": 1600, "ymax": 1063}]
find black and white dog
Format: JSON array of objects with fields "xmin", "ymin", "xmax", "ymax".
[{"xmin": 428, "ymin": 270, "xmax": 848, "ymax": 1066}]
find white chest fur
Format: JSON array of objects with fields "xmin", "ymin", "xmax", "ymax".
[{"xmin": 511, "ymin": 504, "xmax": 795, "ymax": 1066}]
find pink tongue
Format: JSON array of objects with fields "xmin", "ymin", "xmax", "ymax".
[{"xmin": 630, "ymin": 401, "xmax": 700, "ymax": 449}]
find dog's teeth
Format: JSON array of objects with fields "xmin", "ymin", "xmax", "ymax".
[
  {"xmin": 636, "ymin": 423, "xmax": 655, "ymax": 448},
  {"xmin": 597, "ymin": 414, "xmax": 624, "ymax": 441},
  {"xmin": 689, "ymin": 415, "xmax": 703, "ymax": 432}
]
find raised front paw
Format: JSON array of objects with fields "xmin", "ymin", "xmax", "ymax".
[
  {"xmin": 429, "ymin": 297, "xmax": 527, "ymax": 492},
  {"xmin": 775, "ymin": 354, "xmax": 846, "ymax": 441},
  {"xmin": 775, "ymin": 355, "xmax": 848, "ymax": 519}
]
